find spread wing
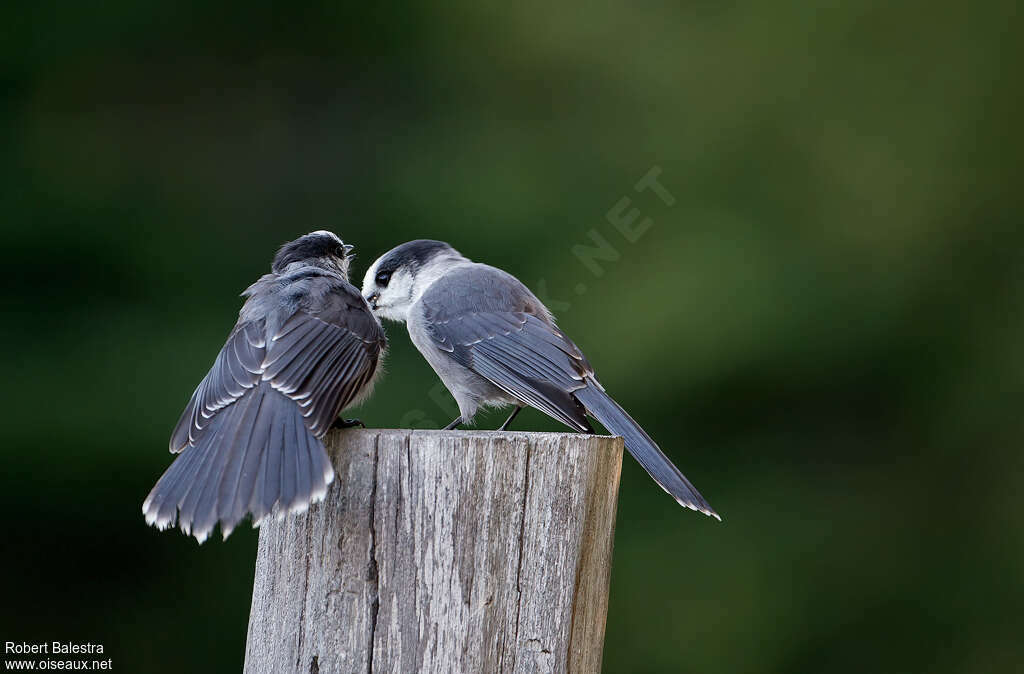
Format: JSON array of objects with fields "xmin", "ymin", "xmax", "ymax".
[
  {"xmin": 152, "ymin": 272, "xmax": 386, "ymax": 541},
  {"xmin": 170, "ymin": 284, "xmax": 385, "ymax": 453},
  {"xmin": 262, "ymin": 307, "xmax": 384, "ymax": 435},
  {"xmin": 169, "ymin": 321, "xmax": 265, "ymax": 452}
]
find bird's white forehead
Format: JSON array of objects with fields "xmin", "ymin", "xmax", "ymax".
[{"xmin": 361, "ymin": 258, "xmax": 381, "ymax": 291}]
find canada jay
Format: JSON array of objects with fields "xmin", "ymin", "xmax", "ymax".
[
  {"xmin": 144, "ymin": 231, "xmax": 387, "ymax": 542},
  {"xmin": 362, "ymin": 239, "xmax": 718, "ymax": 520}
]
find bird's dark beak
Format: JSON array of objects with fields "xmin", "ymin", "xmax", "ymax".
[
  {"xmin": 365, "ymin": 292, "xmax": 379, "ymax": 310},
  {"xmin": 342, "ymin": 243, "xmax": 355, "ymax": 256}
]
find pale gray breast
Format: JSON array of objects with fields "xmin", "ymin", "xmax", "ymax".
[{"xmin": 407, "ymin": 273, "xmax": 517, "ymax": 415}]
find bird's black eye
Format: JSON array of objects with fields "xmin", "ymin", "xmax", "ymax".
[{"xmin": 375, "ymin": 271, "xmax": 392, "ymax": 287}]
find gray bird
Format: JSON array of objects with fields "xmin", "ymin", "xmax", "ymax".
[
  {"xmin": 144, "ymin": 231, "xmax": 387, "ymax": 542},
  {"xmin": 361, "ymin": 239, "xmax": 718, "ymax": 520}
]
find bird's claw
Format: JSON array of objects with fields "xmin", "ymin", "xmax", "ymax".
[{"xmin": 333, "ymin": 418, "xmax": 366, "ymax": 429}]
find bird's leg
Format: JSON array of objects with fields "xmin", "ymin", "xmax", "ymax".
[
  {"xmin": 499, "ymin": 406, "xmax": 523, "ymax": 431},
  {"xmin": 332, "ymin": 418, "xmax": 366, "ymax": 429},
  {"xmin": 442, "ymin": 416, "xmax": 463, "ymax": 430}
]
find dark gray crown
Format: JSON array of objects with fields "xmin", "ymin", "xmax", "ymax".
[
  {"xmin": 374, "ymin": 239, "xmax": 455, "ymax": 277},
  {"xmin": 272, "ymin": 231, "xmax": 348, "ymax": 272}
]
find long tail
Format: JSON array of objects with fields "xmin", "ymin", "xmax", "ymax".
[
  {"xmin": 142, "ymin": 383, "xmax": 335, "ymax": 543},
  {"xmin": 575, "ymin": 385, "xmax": 719, "ymax": 521}
]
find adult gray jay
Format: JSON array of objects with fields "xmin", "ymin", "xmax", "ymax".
[
  {"xmin": 362, "ymin": 239, "xmax": 718, "ymax": 520},
  {"xmin": 144, "ymin": 231, "xmax": 387, "ymax": 542}
]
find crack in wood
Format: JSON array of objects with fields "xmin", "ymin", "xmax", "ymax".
[
  {"xmin": 295, "ymin": 511, "xmax": 313, "ymax": 669},
  {"xmin": 511, "ymin": 441, "xmax": 532, "ymax": 669},
  {"xmin": 366, "ymin": 434, "xmax": 381, "ymax": 674}
]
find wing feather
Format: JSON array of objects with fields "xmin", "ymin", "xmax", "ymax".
[
  {"xmin": 170, "ymin": 321, "xmax": 266, "ymax": 452},
  {"xmin": 427, "ymin": 311, "xmax": 592, "ymax": 431},
  {"xmin": 263, "ymin": 312, "xmax": 381, "ymax": 434}
]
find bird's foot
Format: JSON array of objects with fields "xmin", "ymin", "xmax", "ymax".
[
  {"xmin": 498, "ymin": 405, "xmax": 523, "ymax": 431},
  {"xmin": 332, "ymin": 418, "xmax": 366, "ymax": 429}
]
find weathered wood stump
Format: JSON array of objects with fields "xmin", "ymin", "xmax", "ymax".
[{"xmin": 244, "ymin": 428, "xmax": 623, "ymax": 674}]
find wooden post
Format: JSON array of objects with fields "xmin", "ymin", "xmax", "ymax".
[{"xmin": 244, "ymin": 428, "xmax": 623, "ymax": 674}]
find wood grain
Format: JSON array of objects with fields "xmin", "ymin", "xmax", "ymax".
[{"xmin": 245, "ymin": 429, "xmax": 623, "ymax": 674}]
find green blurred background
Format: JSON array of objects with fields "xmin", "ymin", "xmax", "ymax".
[{"xmin": 2, "ymin": 1, "xmax": 1021, "ymax": 672}]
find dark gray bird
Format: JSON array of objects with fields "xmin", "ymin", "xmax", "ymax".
[
  {"xmin": 144, "ymin": 231, "xmax": 387, "ymax": 542},
  {"xmin": 361, "ymin": 239, "xmax": 718, "ymax": 520}
]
